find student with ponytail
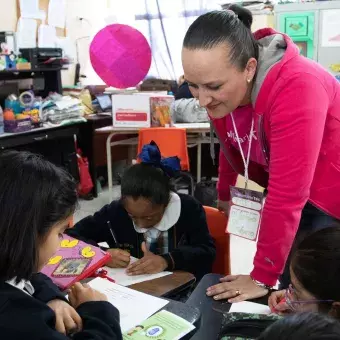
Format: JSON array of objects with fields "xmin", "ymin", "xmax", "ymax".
[{"xmin": 181, "ymin": 5, "xmax": 340, "ymax": 301}]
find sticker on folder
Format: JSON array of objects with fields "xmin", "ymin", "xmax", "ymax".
[{"xmin": 52, "ymin": 258, "xmax": 91, "ymax": 277}]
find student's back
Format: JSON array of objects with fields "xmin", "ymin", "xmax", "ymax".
[{"xmin": 0, "ymin": 151, "xmax": 122, "ymax": 339}]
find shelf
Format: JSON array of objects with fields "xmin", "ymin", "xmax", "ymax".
[{"xmin": 0, "ymin": 68, "xmax": 63, "ymax": 74}]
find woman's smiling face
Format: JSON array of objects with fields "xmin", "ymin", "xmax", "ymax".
[{"xmin": 181, "ymin": 43, "xmax": 257, "ymax": 119}]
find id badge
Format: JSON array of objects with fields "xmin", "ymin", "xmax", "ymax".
[{"xmin": 226, "ymin": 186, "xmax": 264, "ymax": 241}]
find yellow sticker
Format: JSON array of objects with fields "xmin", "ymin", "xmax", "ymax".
[
  {"xmin": 81, "ymin": 246, "xmax": 96, "ymax": 258},
  {"xmin": 48, "ymin": 255, "xmax": 63, "ymax": 265},
  {"xmin": 60, "ymin": 239, "xmax": 79, "ymax": 248}
]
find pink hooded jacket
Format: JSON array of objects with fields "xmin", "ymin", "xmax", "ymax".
[{"xmin": 213, "ymin": 28, "xmax": 340, "ymax": 286}]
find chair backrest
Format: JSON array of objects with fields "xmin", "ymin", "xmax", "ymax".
[
  {"xmin": 137, "ymin": 127, "xmax": 190, "ymax": 171},
  {"xmin": 204, "ymin": 206, "xmax": 230, "ymax": 275}
]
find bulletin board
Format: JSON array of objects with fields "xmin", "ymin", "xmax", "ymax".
[{"xmin": 16, "ymin": 0, "xmax": 66, "ymax": 37}]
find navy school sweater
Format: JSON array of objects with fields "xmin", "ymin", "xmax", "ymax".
[
  {"xmin": 67, "ymin": 194, "xmax": 216, "ymax": 280},
  {"xmin": 0, "ymin": 273, "xmax": 122, "ymax": 339}
]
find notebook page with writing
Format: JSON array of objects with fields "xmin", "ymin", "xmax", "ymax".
[
  {"xmin": 103, "ymin": 257, "xmax": 172, "ymax": 286},
  {"xmin": 88, "ymin": 277, "xmax": 169, "ymax": 332}
]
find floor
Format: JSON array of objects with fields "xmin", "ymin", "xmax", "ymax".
[{"xmin": 75, "ymin": 186, "xmax": 257, "ymax": 275}]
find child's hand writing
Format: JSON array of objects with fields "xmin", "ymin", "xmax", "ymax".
[
  {"xmin": 268, "ymin": 290, "xmax": 291, "ymax": 315},
  {"xmin": 68, "ymin": 282, "xmax": 108, "ymax": 309},
  {"xmin": 126, "ymin": 242, "xmax": 167, "ymax": 275},
  {"xmin": 47, "ymin": 299, "xmax": 82, "ymax": 335},
  {"xmin": 106, "ymin": 248, "xmax": 131, "ymax": 268}
]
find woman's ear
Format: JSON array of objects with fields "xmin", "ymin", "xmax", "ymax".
[
  {"xmin": 329, "ymin": 302, "xmax": 340, "ymax": 318},
  {"xmin": 245, "ymin": 57, "xmax": 257, "ymax": 82}
]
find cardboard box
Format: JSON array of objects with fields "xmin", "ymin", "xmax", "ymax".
[{"xmin": 112, "ymin": 94, "xmax": 150, "ymax": 128}]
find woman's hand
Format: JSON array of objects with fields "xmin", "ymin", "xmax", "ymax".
[
  {"xmin": 126, "ymin": 242, "xmax": 167, "ymax": 275},
  {"xmin": 106, "ymin": 248, "xmax": 131, "ymax": 268},
  {"xmin": 217, "ymin": 200, "xmax": 230, "ymax": 215},
  {"xmin": 268, "ymin": 290, "xmax": 291, "ymax": 315},
  {"xmin": 206, "ymin": 275, "xmax": 268, "ymax": 303},
  {"xmin": 47, "ymin": 299, "xmax": 82, "ymax": 335},
  {"xmin": 68, "ymin": 283, "xmax": 108, "ymax": 309}
]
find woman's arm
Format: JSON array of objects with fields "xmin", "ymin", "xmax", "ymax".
[{"xmin": 251, "ymin": 73, "xmax": 329, "ymax": 286}]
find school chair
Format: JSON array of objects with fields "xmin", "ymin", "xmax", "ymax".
[
  {"xmin": 137, "ymin": 128, "xmax": 194, "ymax": 195},
  {"xmin": 204, "ymin": 206, "xmax": 231, "ymax": 275}
]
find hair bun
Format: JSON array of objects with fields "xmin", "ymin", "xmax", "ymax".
[{"xmin": 228, "ymin": 4, "xmax": 253, "ymax": 29}]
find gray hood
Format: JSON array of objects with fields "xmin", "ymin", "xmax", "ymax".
[{"xmin": 251, "ymin": 34, "xmax": 287, "ymax": 106}]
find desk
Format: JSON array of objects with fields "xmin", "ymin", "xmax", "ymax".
[
  {"xmin": 128, "ymin": 271, "xmax": 196, "ymax": 298},
  {"xmin": 0, "ymin": 123, "xmax": 82, "ymax": 180},
  {"xmin": 96, "ymin": 123, "xmax": 217, "ymax": 201},
  {"xmin": 187, "ymin": 274, "xmax": 269, "ymax": 340},
  {"xmin": 86, "ymin": 272, "xmax": 199, "ymax": 338}
]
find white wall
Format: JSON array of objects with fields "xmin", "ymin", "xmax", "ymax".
[{"xmin": 0, "ymin": 0, "xmax": 17, "ymax": 31}]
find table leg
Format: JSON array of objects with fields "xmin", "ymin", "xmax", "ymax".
[
  {"xmin": 197, "ymin": 142, "xmax": 202, "ymax": 183},
  {"xmin": 106, "ymin": 132, "xmax": 116, "ymax": 202}
]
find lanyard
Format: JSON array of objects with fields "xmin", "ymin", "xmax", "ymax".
[{"xmin": 230, "ymin": 113, "xmax": 254, "ymax": 189}]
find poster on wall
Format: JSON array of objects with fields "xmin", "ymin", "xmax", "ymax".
[{"xmin": 321, "ymin": 9, "xmax": 340, "ymax": 47}]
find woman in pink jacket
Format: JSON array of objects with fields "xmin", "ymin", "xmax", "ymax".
[{"xmin": 182, "ymin": 4, "xmax": 340, "ymax": 302}]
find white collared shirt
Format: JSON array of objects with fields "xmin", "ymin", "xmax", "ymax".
[
  {"xmin": 134, "ymin": 192, "xmax": 181, "ymax": 236},
  {"xmin": 6, "ymin": 277, "xmax": 35, "ymax": 296}
]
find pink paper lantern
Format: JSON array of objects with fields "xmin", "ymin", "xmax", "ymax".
[{"xmin": 90, "ymin": 24, "xmax": 152, "ymax": 88}]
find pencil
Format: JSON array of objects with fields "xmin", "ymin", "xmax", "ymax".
[{"xmin": 107, "ymin": 221, "xmax": 119, "ymax": 247}]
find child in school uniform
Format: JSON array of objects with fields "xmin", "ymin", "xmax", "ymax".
[
  {"xmin": 0, "ymin": 151, "xmax": 122, "ymax": 340},
  {"xmin": 67, "ymin": 145, "xmax": 216, "ymax": 280}
]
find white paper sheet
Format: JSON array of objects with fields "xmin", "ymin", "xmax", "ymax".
[
  {"xmin": 48, "ymin": 0, "xmax": 66, "ymax": 29},
  {"xmin": 38, "ymin": 25, "xmax": 57, "ymax": 48},
  {"xmin": 88, "ymin": 277, "xmax": 169, "ymax": 332},
  {"xmin": 321, "ymin": 10, "xmax": 340, "ymax": 47},
  {"xmin": 19, "ymin": 0, "xmax": 44, "ymax": 20},
  {"xmin": 17, "ymin": 18, "xmax": 37, "ymax": 49},
  {"xmin": 229, "ymin": 301, "xmax": 271, "ymax": 315},
  {"xmin": 103, "ymin": 257, "xmax": 172, "ymax": 286}
]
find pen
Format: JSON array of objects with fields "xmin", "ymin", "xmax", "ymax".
[
  {"xmin": 107, "ymin": 221, "xmax": 119, "ymax": 247},
  {"xmin": 271, "ymin": 297, "xmax": 286, "ymax": 313}
]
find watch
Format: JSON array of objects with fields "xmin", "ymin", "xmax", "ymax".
[{"xmin": 251, "ymin": 277, "xmax": 273, "ymax": 291}]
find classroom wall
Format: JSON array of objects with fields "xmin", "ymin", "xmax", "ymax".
[
  {"xmin": 1, "ymin": 1, "xmax": 274, "ymax": 87},
  {"xmin": 0, "ymin": 0, "xmax": 17, "ymax": 31}
]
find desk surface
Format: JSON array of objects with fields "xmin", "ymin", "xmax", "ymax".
[
  {"xmin": 95, "ymin": 123, "xmax": 211, "ymax": 134},
  {"xmin": 128, "ymin": 271, "xmax": 196, "ymax": 298},
  {"xmin": 187, "ymin": 274, "xmax": 269, "ymax": 340}
]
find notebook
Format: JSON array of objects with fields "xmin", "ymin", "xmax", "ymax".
[{"xmin": 41, "ymin": 236, "xmax": 111, "ymax": 290}]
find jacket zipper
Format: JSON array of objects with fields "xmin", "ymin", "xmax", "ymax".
[{"xmin": 257, "ymin": 114, "xmax": 269, "ymax": 166}]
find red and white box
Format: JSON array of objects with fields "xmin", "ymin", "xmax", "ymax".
[{"xmin": 112, "ymin": 94, "xmax": 150, "ymax": 128}]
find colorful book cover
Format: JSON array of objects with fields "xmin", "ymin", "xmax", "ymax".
[
  {"xmin": 41, "ymin": 236, "xmax": 111, "ymax": 290},
  {"xmin": 150, "ymin": 96, "xmax": 174, "ymax": 127},
  {"xmin": 123, "ymin": 310, "xmax": 195, "ymax": 340}
]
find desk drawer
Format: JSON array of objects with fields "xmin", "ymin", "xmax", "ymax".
[{"xmin": 0, "ymin": 126, "xmax": 79, "ymax": 149}]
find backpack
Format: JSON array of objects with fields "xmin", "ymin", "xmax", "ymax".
[
  {"xmin": 194, "ymin": 178, "xmax": 217, "ymax": 208},
  {"xmin": 219, "ymin": 313, "xmax": 281, "ymax": 340}
]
